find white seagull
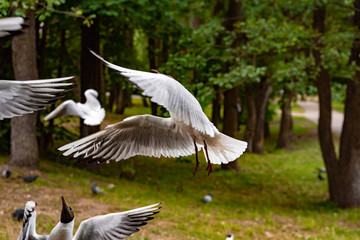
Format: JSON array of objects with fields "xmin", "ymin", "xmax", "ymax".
[
  {"xmin": 59, "ymin": 51, "xmax": 247, "ymax": 175},
  {"xmin": 0, "ymin": 16, "xmax": 24, "ymax": 38},
  {"xmin": 44, "ymin": 89, "xmax": 105, "ymax": 126},
  {"xmin": 0, "ymin": 77, "xmax": 73, "ymax": 120},
  {"xmin": 226, "ymin": 233, "xmax": 234, "ymax": 240},
  {"xmin": 18, "ymin": 196, "xmax": 161, "ymax": 240}
]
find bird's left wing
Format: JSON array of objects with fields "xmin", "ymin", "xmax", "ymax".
[
  {"xmin": 90, "ymin": 51, "xmax": 217, "ymax": 137},
  {"xmin": 73, "ymin": 202, "xmax": 161, "ymax": 240},
  {"xmin": 58, "ymin": 115, "xmax": 196, "ymax": 164},
  {"xmin": 0, "ymin": 77, "xmax": 73, "ymax": 120}
]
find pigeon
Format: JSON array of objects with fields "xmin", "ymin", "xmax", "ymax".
[
  {"xmin": 12, "ymin": 206, "xmax": 25, "ymax": 221},
  {"xmin": 0, "ymin": 17, "xmax": 25, "ymax": 39},
  {"xmin": 18, "ymin": 196, "xmax": 162, "ymax": 240},
  {"xmin": 2, "ymin": 168, "xmax": 11, "ymax": 178},
  {"xmin": 202, "ymin": 193, "xmax": 212, "ymax": 203},
  {"xmin": 19, "ymin": 175, "xmax": 39, "ymax": 183},
  {"xmin": 91, "ymin": 182, "xmax": 104, "ymax": 195},
  {"xmin": 0, "ymin": 77, "xmax": 73, "ymax": 120},
  {"xmin": 226, "ymin": 233, "xmax": 234, "ymax": 240},
  {"xmin": 318, "ymin": 173, "xmax": 325, "ymax": 181},
  {"xmin": 44, "ymin": 89, "xmax": 105, "ymax": 126},
  {"xmin": 58, "ymin": 51, "xmax": 247, "ymax": 176}
]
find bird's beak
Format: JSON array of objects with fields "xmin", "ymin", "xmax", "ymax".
[{"xmin": 61, "ymin": 196, "xmax": 68, "ymax": 207}]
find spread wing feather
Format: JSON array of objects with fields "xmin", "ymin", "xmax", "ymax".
[
  {"xmin": 73, "ymin": 202, "xmax": 161, "ymax": 240},
  {"xmin": 59, "ymin": 115, "xmax": 196, "ymax": 163},
  {"xmin": 0, "ymin": 77, "xmax": 73, "ymax": 120},
  {"xmin": 90, "ymin": 50, "xmax": 217, "ymax": 137}
]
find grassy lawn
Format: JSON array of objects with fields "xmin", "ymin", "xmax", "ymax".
[{"xmin": 0, "ymin": 98, "xmax": 359, "ymax": 239}]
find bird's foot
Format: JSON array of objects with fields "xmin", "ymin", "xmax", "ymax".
[
  {"xmin": 193, "ymin": 161, "xmax": 200, "ymax": 177},
  {"xmin": 206, "ymin": 162, "xmax": 213, "ymax": 176}
]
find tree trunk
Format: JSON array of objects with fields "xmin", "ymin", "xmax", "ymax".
[
  {"xmin": 212, "ymin": 85, "xmax": 221, "ymax": 127},
  {"xmin": 329, "ymin": 0, "xmax": 360, "ymax": 208},
  {"xmin": 8, "ymin": 10, "xmax": 39, "ymax": 169},
  {"xmin": 221, "ymin": 0, "xmax": 242, "ymax": 171},
  {"xmin": 253, "ymin": 79, "xmax": 272, "ymax": 154},
  {"xmin": 80, "ymin": 17, "xmax": 101, "ymax": 138},
  {"xmin": 244, "ymin": 83, "xmax": 256, "ymax": 153},
  {"xmin": 276, "ymin": 88, "xmax": 294, "ymax": 149}
]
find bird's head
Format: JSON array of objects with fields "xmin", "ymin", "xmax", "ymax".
[
  {"xmin": 85, "ymin": 89, "xmax": 98, "ymax": 98},
  {"xmin": 60, "ymin": 196, "xmax": 74, "ymax": 223},
  {"xmin": 226, "ymin": 233, "xmax": 233, "ymax": 238}
]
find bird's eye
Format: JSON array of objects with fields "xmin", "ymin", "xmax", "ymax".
[{"xmin": 69, "ymin": 207, "xmax": 72, "ymax": 211}]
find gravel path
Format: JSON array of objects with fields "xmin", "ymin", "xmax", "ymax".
[{"xmin": 293, "ymin": 101, "xmax": 344, "ymax": 137}]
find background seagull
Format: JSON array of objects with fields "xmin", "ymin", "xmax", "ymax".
[
  {"xmin": 0, "ymin": 17, "xmax": 25, "ymax": 38},
  {"xmin": 12, "ymin": 206, "xmax": 24, "ymax": 221},
  {"xmin": 202, "ymin": 193, "xmax": 212, "ymax": 203},
  {"xmin": 91, "ymin": 182, "xmax": 104, "ymax": 195},
  {"xmin": 19, "ymin": 175, "xmax": 39, "ymax": 183},
  {"xmin": 19, "ymin": 196, "xmax": 161, "ymax": 240},
  {"xmin": 44, "ymin": 89, "xmax": 105, "ymax": 126},
  {"xmin": 2, "ymin": 168, "xmax": 11, "ymax": 178},
  {"xmin": 226, "ymin": 233, "xmax": 234, "ymax": 240},
  {"xmin": 0, "ymin": 77, "xmax": 73, "ymax": 120},
  {"xmin": 59, "ymin": 51, "xmax": 247, "ymax": 176}
]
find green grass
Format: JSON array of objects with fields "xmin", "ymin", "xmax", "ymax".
[
  {"xmin": 332, "ymin": 101, "xmax": 344, "ymax": 113},
  {"xmin": 1, "ymin": 100, "xmax": 359, "ymax": 239}
]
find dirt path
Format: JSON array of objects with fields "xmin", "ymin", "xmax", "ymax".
[{"xmin": 293, "ymin": 101, "xmax": 344, "ymax": 137}]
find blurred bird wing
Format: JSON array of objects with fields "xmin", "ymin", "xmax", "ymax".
[
  {"xmin": 90, "ymin": 51, "xmax": 217, "ymax": 137},
  {"xmin": 0, "ymin": 77, "xmax": 73, "ymax": 120},
  {"xmin": 44, "ymin": 100, "xmax": 82, "ymax": 121},
  {"xmin": 0, "ymin": 17, "xmax": 24, "ymax": 37},
  {"xmin": 83, "ymin": 107, "xmax": 105, "ymax": 126},
  {"xmin": 73, "ymin": 202, "xmax": 161, "ymax": 240},
  {"xmin": 59, "ymin": 115, "xmax": 195, "ymax": 163}
]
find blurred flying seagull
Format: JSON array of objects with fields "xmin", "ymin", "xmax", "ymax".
[
  {"xmin": 202, "ymin": 193, "xmax": 212, "ymax": 203},
  {"xmin": 44, "ymin": 89, "xmax": 105, "ymax": 126},
  {"xmin": 58, "ymin": 51, "xmax": 247, "ymax": 176},
  {"xmin": 2, "ymin": 168, "xmax": 11, "ymax": 178},
  {"xmin": 0, "ymin": 77, "xmax": 73, "ymax": 120},
  {"xmin": 18, "ymin": 196, "xmax": 161, "ymax": 240},
  {"xmin": 226, "ymin": 233, "xmax": 234, "ymax": 240},
  {"xmin": 0, "ymin": 16, "xmax": 25, "ymax": 38},
  {"xmin": 91, "ymin": 182, "xmax": 104, "ymax": 195}
]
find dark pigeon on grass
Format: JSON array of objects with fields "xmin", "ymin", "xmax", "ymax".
[
  {"xmin": 202, "ymin": 193, "xmax": 212, "ymax": 203},
  {"xmin": 19, "ymin": 175, "xmax": 39, "ymax": 183},
  {"xmin": 2, "ymin": 168, "xmax": 11, "ymax": 178},
  {"xmin": 91, "ymin": 182, "xmax": 104, "ymax": 195},
  {"xmin": 11, "ymin": 206, "xmax": 24, "ymax": 221}
]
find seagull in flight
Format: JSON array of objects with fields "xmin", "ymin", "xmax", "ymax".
[
  {"xmin": 44, "ymin": 89, "xmax": 105, "ymax": 126},
  {"xmin": 0, "ymin": 16, "xmax": 25, "ymax": 39},
  {"xmin": 0, "ymin": 77, "xmax": 73, "ymax": 120},
  {"xmin": 17, "ymin": 196, "xmax": 161, "ymax": 240},
  {"xmin": 59, "ymin": 51, "xmax": 247, "ymax": 176}
]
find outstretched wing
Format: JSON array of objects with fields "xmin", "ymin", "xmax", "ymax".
[
  {"xmin": 73, "ymin": 202, "xmax": 161, "ymax": 240},
  {"xmin": 91, "ymin": 50, "xmax": 218, "ymax": 137},
  {"xmin": 0, "ymin": 17, "xmax": 24, "ymax": 38},
  {"xmin": 0, "ymin": 77, "xmax": 73, "ymax": 120},
  {"xmin": 59, "ymin": 115, "xmax": 196, "ymax": 164},
  {"xmin": 44, "ymin": 100, "xmax": 82, "ymax": 121}
]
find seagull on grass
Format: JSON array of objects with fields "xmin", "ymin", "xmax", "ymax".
[
  {"xmin": 18, "ymin": 196, "xmax": 161, "ymax": 240},
  {"xmin": 202, "ymin": 193, "xmax": 212, "ymax": 203},
  {"xmin": 2, "ymin": 168, "xmax": 11, "ymax": 178},
  {"xmin": 226, "ymin": 233, "xmax": 234, "ymax": 240},
  {"xmin": 44, "ymin": 89, "xmax": 105, "ymax": 126},
  {"xmin": 59, "ymin": 51, "xmax": 247, "ymax": 176},
  {"xmin": 0, "ymin": 77, "xmax": 73, "ymax": 120}
]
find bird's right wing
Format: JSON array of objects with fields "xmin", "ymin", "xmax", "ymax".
[
  {"xmin": 0, "ymin": 17, "xmax": 24, "ymax": 38},
  {"xmin": 44, "ymin": 100, "xmax": 82, "ymax": 121},
  {"xmin": 90, "ymin": 51, "xmax": 217, "ymax": 137},
  {"xmin": 73, "ymin": 202, "xmax": 161, "ymax": 240},
  {"xmin": 58, "ymin": 115, "xmax": 196, "ymax": 163},
  {"xmin": 0, "ymin": 77, "xmax": 73, "ymax": 120}
]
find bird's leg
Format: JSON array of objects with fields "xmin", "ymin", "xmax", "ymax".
[
  {"xmin": 193, "ymin": 139, "xmax": 199, "ymax": 177},
  {"xmin": 203, "ymin": 140, "xmax": 213, "ymax": 176}
]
